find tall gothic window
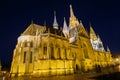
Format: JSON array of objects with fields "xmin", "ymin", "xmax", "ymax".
[
  {"xmin": 23, "ymin": 52, "xmax": 26, "ymax": 63},
  {"xmin": 30, "ymin": 52, "xmax": 32, "ymax": 63},
  {"xmin": 72, "ymin": 52, "xmax": 74, "ymax": 59},
  {"xmin": 57, "ymin": 48, "xmax": 60, "ymax": 59},
  {"xmin": 51, "ymin": 46, "xmax": 54, "ymax": 59},
  {"xmin": 84, "ymin": 49, "xmax": 89, "ymax": 58},
  {"xmin": 50, "ymin": 44, "xmax": 55, "ymax": 59},
  {"xmin": 30, "ymin": 42, "xmax": 33, "ymax": 47},
  {"xmin": 24, "ymin": 42, "xmax": 27, "ymax": 47},
  {"xmin": 83, "ymin": 44, "xmax": 89, "ymax": 59},
  {"xmin": 64, "ymin": 48, "xmax": 67, "ymax": 59}
]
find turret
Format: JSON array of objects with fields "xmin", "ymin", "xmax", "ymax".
[{"xmin": 53, "ymin": 11, "xmax": 59, "ymax": 29}]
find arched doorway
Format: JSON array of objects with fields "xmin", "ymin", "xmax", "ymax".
[{"xmin": 76, "ymin": 64, "xmax": 79, "ymax": 70}]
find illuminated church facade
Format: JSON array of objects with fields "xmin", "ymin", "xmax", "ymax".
[{"xmin": 10, "ymin": 5, "xmax": 114, "ymax": 77}]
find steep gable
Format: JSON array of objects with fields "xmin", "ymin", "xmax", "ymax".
[
  {"xmin": 90, "ymin": 26, "xmax": 97, "ymax": 41},
  {"xmin": 21, "ymin": 23, "xmax": 65, "ymax": 37},
  {"xmin": 78, "ymin": 22, "xmax": 89, "ymax": 38}
]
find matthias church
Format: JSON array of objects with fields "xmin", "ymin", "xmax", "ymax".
[{"xmin": 10, "ymin": 5, "xmax": 114, "ymax": 77}]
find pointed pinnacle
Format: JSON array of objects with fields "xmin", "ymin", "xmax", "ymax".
[{"xmin": 70, "ymin": 4, "xmax": 75, "ymax": 17}]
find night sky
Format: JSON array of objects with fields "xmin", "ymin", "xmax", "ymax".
[{"xmin": 0, "ymin": 0, "xmax": 120, "ymax": 64}]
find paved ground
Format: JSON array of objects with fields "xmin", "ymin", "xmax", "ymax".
[
  {"xmin": 1, "ymin": 72, "xmax": 120, "ymax": 80},
  {"xmin": 0, "ymin": 74, "xmax": 96, "ymax": 80}
]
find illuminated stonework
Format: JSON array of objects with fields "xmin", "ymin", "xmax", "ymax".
[
  {"xmin": 10, "ymin": 5, "xmax": 114, "ymax": 77},
  {"xmin": 90, "ymin": 26, "xmax": 105, "ymax": 51}
]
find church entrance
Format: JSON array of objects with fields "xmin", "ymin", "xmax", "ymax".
[{"xmin": 76, "ymin": 64, "xmax": 79, "ymax": 70}]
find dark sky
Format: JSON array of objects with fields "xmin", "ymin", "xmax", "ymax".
[{"xmin": 0, "ymin": 0, "xmax": 120, "ymax": 63}]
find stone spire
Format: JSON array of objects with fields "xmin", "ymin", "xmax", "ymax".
[
  {"xmin": 70, "ymin": 4, "xmax": 75, "ymax": 18},
  {"xmin": 53, "ymin": 11, "xmax": 58, "ymax": 29},
  {"xmin": 63, "ymin": 17, "xmax": 69, "ymax": 38},
  {"xmin": 63, "ymin": 17, "xmax": 68, "ymax": 30}
]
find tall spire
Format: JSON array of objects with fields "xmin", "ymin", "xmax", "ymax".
[
  {"xmin": 70, "ymin": 4, "xmax": 75, "ymax": 17},
  {"xmin": 69, "ymin": 4, "xmax": 79, "ymax": 29},
  {"xmin": 63, "ymin": 17, "xmax": 69, "ymax": 38},
  {"xmin": 53, "ymin": 11, "xmax": 58, "ymax": 29},
  {"xmin": 63, "ymin": 17, "xmax": 67, "ymax": 30}
]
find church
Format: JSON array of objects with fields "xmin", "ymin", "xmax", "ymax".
[{"xmin": 10, "ymin": 5, "xmax": 114, "ymax": 77}]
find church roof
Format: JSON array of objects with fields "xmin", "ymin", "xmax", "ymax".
[{"xmin": 21, "ymin": 23, "xmax": 64, "ymax": 37}]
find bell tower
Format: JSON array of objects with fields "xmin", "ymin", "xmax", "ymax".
[{"xmin": 69, "ymin": 4, "xmax": 79, "ymax": 29}]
